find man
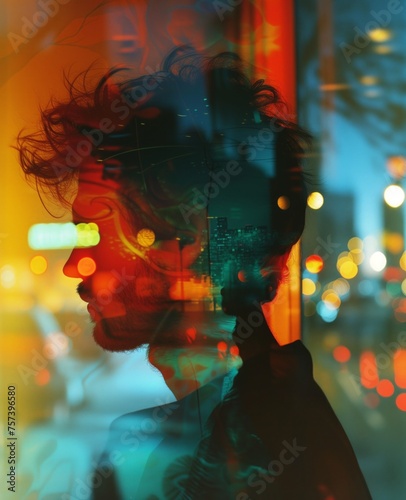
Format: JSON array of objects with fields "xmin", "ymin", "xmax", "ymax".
[{"xmin": 18, "ymin": 47, "xmax": 371, "ymax": 499}]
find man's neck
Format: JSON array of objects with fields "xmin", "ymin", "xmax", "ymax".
[{"xmin": 147, "ymin": 310, "xmax": 240, "ymax": 400}]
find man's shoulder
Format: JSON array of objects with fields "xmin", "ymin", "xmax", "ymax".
[{"xmin": 109, "ymin": 397, "xmax": 182, "ymax": 433}]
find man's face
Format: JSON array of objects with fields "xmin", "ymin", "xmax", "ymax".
[{"xmin": 63, "ymin": 166, "xmax": 202, "ymax": 351}]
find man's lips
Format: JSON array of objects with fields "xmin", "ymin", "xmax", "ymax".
[
  {"xmin": 77, "ymin": 284, "xmax": 102, "ymax": 320},
  {"xmin": 77, "ymin": 282, "xmax": 91, "ymax": 303},
  {"xmin": 79, "ymin": 287, "xmax": 128, "ymax": 319},
  {"xmin": 87, "ymin": 303, "xmax": 102, "ymax": 322}
]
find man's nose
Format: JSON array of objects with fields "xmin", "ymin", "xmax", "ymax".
[
  {"xmin": 63, "ymin": 249, "xmax": 82, "ymax": 278},
  {"xmin": 63, "ymin": 250, "xmax": 96, "ymax": 278}
]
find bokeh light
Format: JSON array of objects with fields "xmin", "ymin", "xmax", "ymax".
[
  {"xmin": 394, "ymin": 350, "xmax": 406, "ymax": 389},
  {"xmin": 35, "ymin": 369, "xmax": 51, "ymax": 386},
  {"xmin": 337, "ymin": 251, "xmax": 352, "ymax": 266},
  {"xmin": 333, "ymin": 345, "xmax": 351, "ymax": 363},
  {"xmin": 30, "ymin": 255, "xmax": 48, "ymax": 275},
  {"xmin": 277, "ymin": 196, "xmax": 290, "ymax": 210},
  {"xmin": 376, "ymin": 379, "xmax": 394, "ymax": 398},
  {"xmin": 383, "ymin": 232, "xmax": 403, "ymax": 254},
  {"xmin": 237, "ymin": 270, "xmax": 247, "ymax": 282},
  {"xmin": 137, "ymin": 228, "xmax": 156, "ymax": 247},
  {"xmin": 307, "ymin": 191, "xmax": 324, "ymax": 210},
  {"xmin": 76, "ymin": 222, "xmax": 100, "ymax": 247},
  {"xmin": 393, "ymin": 298, "xmax": 406, "ymax": 322},
  {"xmin": 349, "ymin": 249, "xmax": 364, "ymax": 265},
  {"xmin": 374, "ymin": 44, "xmax": 392, "ymax": 55},
  {"xmin": 348, "ymin": 237, "xmax": 363, "ymax": 251},
  {"xmin": 348, "ymin": 237, "xmax": 364, "ymax": 265},
  {"xmin": 229, "ymin": 345, "xmax": 239, "ymax": 357},
  {"xmin": 77, "ymin": 257, "xmax": 97, "ymax": 277},
  {"xmin": 370, "ymin": 251, "xmax": 387, "ymax": 272},
  {"xmin": 360, "ymin": 351, "xmax": 379, "ymax": 389},
  {"xmin": 360, "ymin": 75, "xmax": 378, "ymax": 86},
  {"xmin": 395, "ymin": 393, "xmax": 406, "ymax": 412},
  {"xmin": 387, "ymin": 156, "xmax": 406, "ymax": 180},
  {"xmin": 185, "ymin": 327, "xmax": 197, "ymax": 342},
  {"xmin": 322, "ymin": 290, "xmax": 341, "ymax": 310},
  {"xmin": 29, "ymin": 222, "xmax": 100, "ymax": 249},
  {"xmin": 305, "ymin": 255, "xmax": 324, "ymax": 273},
  {"xmin": 399, "ymin": 252, "xmax": 406, "ymax": 271},
  {"xmin": 386, "ymin": 280, "xmax": 402, "ymax": 297},
  {"xmin": 332, "ymin": 278, "xmax": 350, "ymax": 297},
  {"xmin": 217, "ymin": 341, "xmax": 227, "ymax": 353},
  {"xmin": 367, "ymin": 28, "xmax": 392, "ymax": 42},
  {"xmin": 383, "ymin": 185, "xmax": 405, "ymax": 208},
  {"xmin": 339, "ymin": 261, "xmax": 358, "ymax": 279},
  {"xmin": 384, "ymin": 267, "xmax": 403, "ymax": 282},
  {"xmin": 0, "ymin": 265, "xmax": 16, "ymax": 288},
  {"xmin": 316, "ymin": 301, "xmax": 338, "ymax": 322},
  {"xmin": 302, "ymin": 278, "xmax": 316, "ymax": 296}
]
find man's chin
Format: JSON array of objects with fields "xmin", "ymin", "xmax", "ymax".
[{"xmin": 92, "ymin": 318, "xmax": 151, "ymax": 352}]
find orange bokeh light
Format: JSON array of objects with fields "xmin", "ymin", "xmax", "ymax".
[
  {"xmin": 394, "ymin": 349, "xmax": 406, "ymax": 389},
  {"xmin": 237, "ymin": 270, "xmax": 246, "ymax": 282},
  {"xmin": 387, "ymin": 156, "xmax": 406, "ymax": 180},
  {"xmin": 333, "ymin": 345, "xmax": 351, "ymax": 363},
  {"xmin": 383, "ymin": 266, "xmax": 403, "ymax": 282},
  {"xmin": 229, "ymin": 345, "xmax": 239, "ymax": 357},
  {"xmin": 217, "ymin": 341, "xmax": 227, "ymax": 353},
  {"xmin": 395, "ymin": 393, "xmax": 406, "ymax": 411},
  {"xmin": 376, "ymin": 379, "xmax": 395, "ymax": 398},
  {"xmin": 185, "ymin": 327, "xmax": 197, "ymax": 343},
  {"xmin": 360, "ymin": 351, "xmax": 379, "ymax": 389},
  {"xmin": 35, "ymin": 369, "xmax": 51, "ymax": 386},
  {"xmin": 277, "ymin": 196, "xmax": 290, "ymax": 210},
  {"xmin": 305, "ymin": 255, "xmax": 324, "ymax": 273},
  {"xmin": 77, "ymin": 257, "xmax": 97, "ymax": 276}
]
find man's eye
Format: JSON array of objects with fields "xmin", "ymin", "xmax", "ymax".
[{"xmin": 75, "ymin": 222, "xmax": 100, "ymax": 247}]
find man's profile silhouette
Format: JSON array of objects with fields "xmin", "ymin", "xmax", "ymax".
[{"xmin": 17, "ymin": 47, "xmax": 371, "ymax": 499}]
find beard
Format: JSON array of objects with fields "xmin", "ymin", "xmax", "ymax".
[
  {"xmin": 79, "ymin": 260, "xmax": 183, "ymax": 352},
  {"xmin": 78, "ymin": 254, "xmax": 239, "ymax": 353},
  {"xmin": 92, "ymin": 308, "xmax": 171, "ymax": 352}
]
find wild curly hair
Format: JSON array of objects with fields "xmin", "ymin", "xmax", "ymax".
[{"xmin": 17, "ymin": 46, "xmax": 310, "ymax": 295}]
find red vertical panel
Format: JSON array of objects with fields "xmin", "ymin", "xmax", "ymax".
[
  {"xmin": 253, "ymin": 0, "xmax": 300, "ymax": 343},
  {"xmin": 260, "ymin": 0, "xmax": 296, "ymax": 109}
]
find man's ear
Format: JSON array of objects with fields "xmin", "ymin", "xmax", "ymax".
[
  {"xmin": 176, "ymin": 228, "xmax": 204, "ymax": 269},
  {"xmin": 220, "ymin": 264, "xmax": 280, "ymax": 316},
  {"xmin": 146, "ymin": 228, "xmax": 204, "ymax": 272}
]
